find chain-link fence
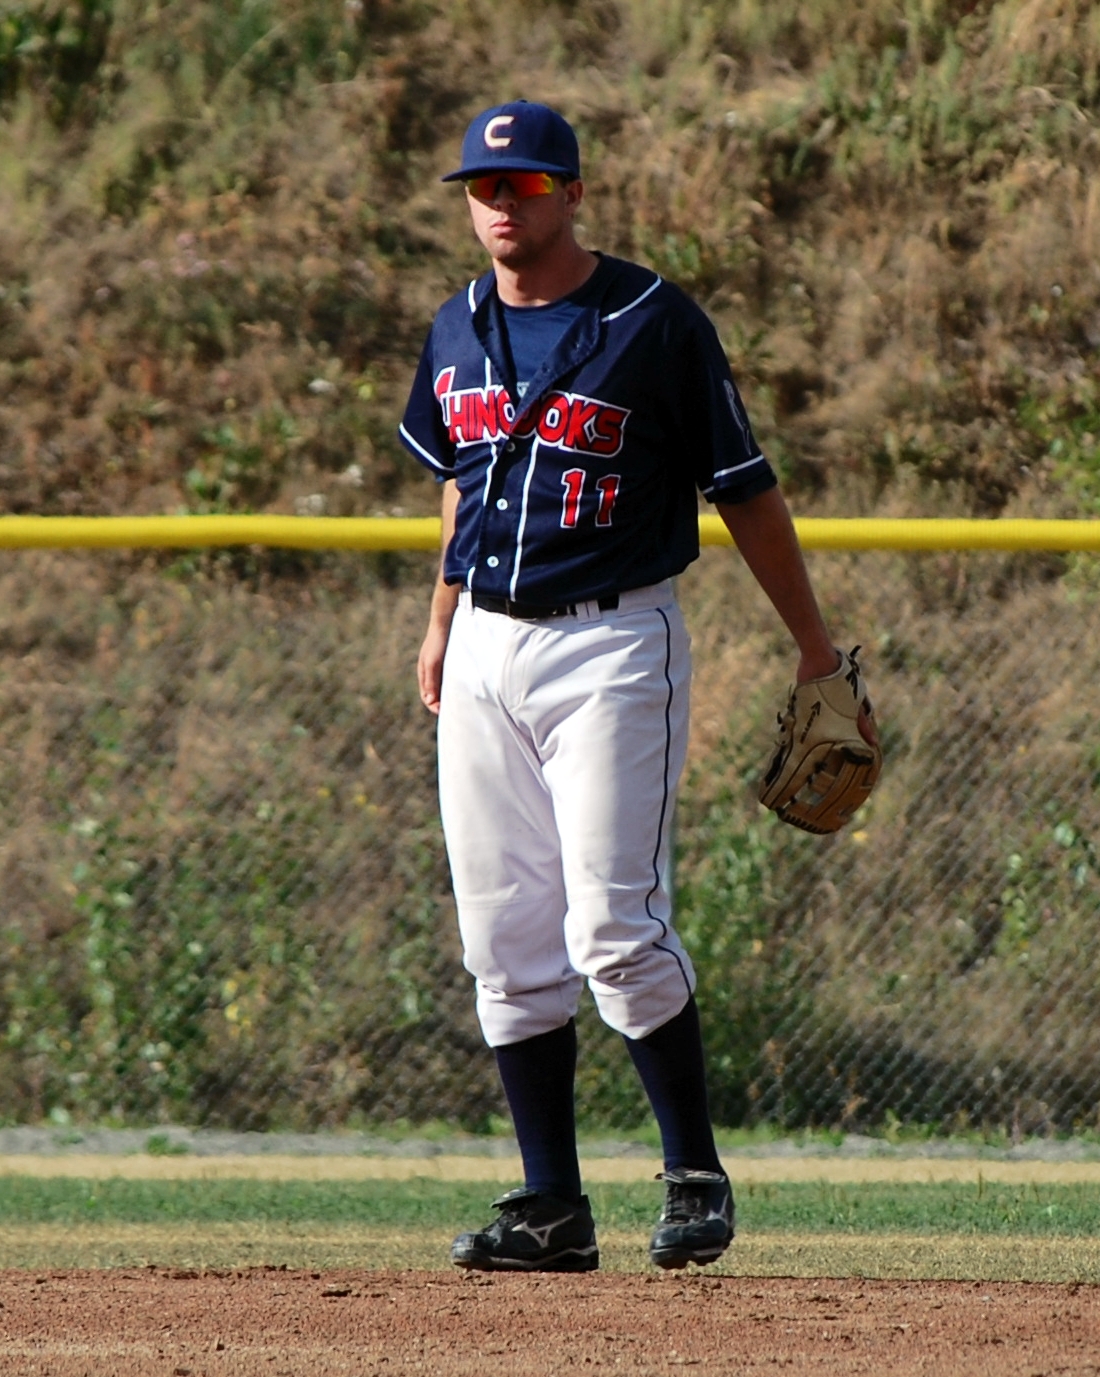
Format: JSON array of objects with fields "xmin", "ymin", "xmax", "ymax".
[{"xmin": 1, "ymin": 538, "xmax": 1098, "ymax": 1136}]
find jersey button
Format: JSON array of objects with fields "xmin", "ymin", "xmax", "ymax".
[
  {"xmin": 505, "ymin": 442, "xmax": 516, "ymax": 452},
  {"xmin": 496, "ymin": 498, "xmax": 508, "ymax": 510},
  {"xmin": 486, "ymin": 556, "xmax": 500, "ymax": 568}
]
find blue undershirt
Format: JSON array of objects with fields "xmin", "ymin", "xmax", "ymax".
[{"xmin": 502, "ymin": 297, "xmax": 586, "ymax": 400}]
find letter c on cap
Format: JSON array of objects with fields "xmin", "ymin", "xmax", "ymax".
[{"xmin": 484, "ymin": 115, "xmax": 514, "ymax": 149}]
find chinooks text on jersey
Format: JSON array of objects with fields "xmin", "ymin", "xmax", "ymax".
[{"xmin": 434, "ymin": 367, "xmax": 630, "ymax": 458}]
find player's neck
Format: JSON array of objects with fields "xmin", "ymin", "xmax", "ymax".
[{"xmin": 493, "ymin": 240, "xmax": 598, "ymax": 308}]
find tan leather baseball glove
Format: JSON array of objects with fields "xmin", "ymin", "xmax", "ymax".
[{"xmin": 758, "ymin": 646, "xmax": 882, "ymax": 835}]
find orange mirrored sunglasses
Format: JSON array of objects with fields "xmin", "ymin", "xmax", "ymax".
[{"xmin": 464, "ymin": 171, "xmax": 557, "ymax": 202}]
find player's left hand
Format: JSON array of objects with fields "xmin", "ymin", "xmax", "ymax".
[
  {"xmin": 759, "ymin": 645, "xmax": 883, "ymax": 834},
  {"xmin": 794, "ymin": 646, "xmax": 877, "ymax": 748}
]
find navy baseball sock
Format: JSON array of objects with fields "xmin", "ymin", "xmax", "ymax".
[
  {"xmin": 494, "ymin": 1019, "xmax": 584, "ymax": 1205},
  {"xmin": 623, "ymin": 995, "xmax": 723, "ymax": 1174}
]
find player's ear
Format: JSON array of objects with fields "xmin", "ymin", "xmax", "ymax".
[{"xmin": 563, "ymin": 177, "xmax": 584, "ymax": 214}]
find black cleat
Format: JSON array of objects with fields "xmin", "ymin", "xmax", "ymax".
[
  {"xmin": 649, "ymin": 1167, "xmax": 735, "ymax": 1270},
  {"xmin": 451, "ymin": 1187, "xmax": 600, "ymax": 1273}
]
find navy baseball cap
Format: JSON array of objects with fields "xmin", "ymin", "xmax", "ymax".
[{"xmin": 441, "ymin": 101, "xmax": 581, "ymax": 182}]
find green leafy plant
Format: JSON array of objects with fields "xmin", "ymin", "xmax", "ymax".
[
  {"xmin": 0, "ymin": 0, "xmax": 114, "ymax": 126},
  {"xmin": 187, "ymin": 410, "xmax": 296, "ymax": 512}
]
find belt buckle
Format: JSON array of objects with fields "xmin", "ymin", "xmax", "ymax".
[
  {"xmin": 530, "ymin": 604, "xmax": 571, "ymax": 620},
  {"xmin": 504, "ymin": 598, "xmax": 571, "ymax": 620}
]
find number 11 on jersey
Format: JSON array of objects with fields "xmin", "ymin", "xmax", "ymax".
[{"xmin": 561, "ymin": 469, "xmax": 622, "ymax": 529}]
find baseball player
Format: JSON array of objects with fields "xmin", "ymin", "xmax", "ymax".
[{"xmin": 400, "ymin": 100, "xmax": 866, "ymax": 1272}]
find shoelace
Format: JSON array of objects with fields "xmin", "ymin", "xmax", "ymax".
[
  {"xmin": 496, "ymin": 1202, "xmax": 536, "ymax": 1227},
  {"xmin": 663, "ymin": 1182, "xmax": 710, "ymax": 1223}
]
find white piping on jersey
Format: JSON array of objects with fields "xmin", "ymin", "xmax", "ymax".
[
  {"xmin": 479, "ymin": 357, "xmax": 499, "ymax": 512},
  {"xmin": 700, "ymin": 453, "xmax": 767, "ymax": 498},
  {"xmin": 712, "ymin": 453, "xmax": 766, "ymax": 482},
  {"xmin": 399, "ymin": 422, "xmax": 450, "ymax": 474},
  {"xmin": 510, "ymin": 438, "xmax": 540, "ymax": 599},
  {"xmin": 601, "ymin": 273, "xmax": 663, "ymax": 322},
  {"xmin": 477, "ymin": 357, "xmax": 498, "ymax": 502},
  {"xmin": 465, "ymin": 271, "xmax": 663, "ymax": 322},
  {"xmin": 482, "ymin": 442, "xmax": 500, "ymax": 507}
]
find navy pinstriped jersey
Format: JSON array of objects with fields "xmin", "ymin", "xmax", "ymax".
[{"xmin": 399, "ymin": 253, "xmax": 776, "ymax": 604}]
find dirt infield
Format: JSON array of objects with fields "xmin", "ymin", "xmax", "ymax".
[
  {"xmin": 2, "ymin": 1150, "xmax": 1098, "ymax": 1372},
  {"xmin": 0, "ymin": 1267, "xmax": 1097, "ymax": 1376}
]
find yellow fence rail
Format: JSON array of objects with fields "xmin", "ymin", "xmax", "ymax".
[{"xmin": 0, "ymin": 514, "xmax": 1098, "ymax": 551}]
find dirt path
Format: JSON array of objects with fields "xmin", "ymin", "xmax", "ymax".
[{"xmin": 0, "ymin": 1268, "xmax": 1096, "ymax": 1376}]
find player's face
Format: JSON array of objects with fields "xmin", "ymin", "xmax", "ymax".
[{"xmin": 465, "ymin": 174, "xmax": 584, "ymax": 269}]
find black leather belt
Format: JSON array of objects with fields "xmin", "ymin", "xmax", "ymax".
[{"xmin": 471, "ymin": 592, "xmax": 620, "ymax": 620}]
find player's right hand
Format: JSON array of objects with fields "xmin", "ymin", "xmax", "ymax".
[{"xmin": 417, "ymin": 627, "xmax": 448, "ymax": 715}]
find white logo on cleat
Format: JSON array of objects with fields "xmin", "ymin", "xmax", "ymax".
[{"xmin": 515, "ymin": 1212, "xmax": 576, "ymax": 1250}]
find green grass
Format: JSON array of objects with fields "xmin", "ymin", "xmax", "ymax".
[{"xmin": 1, "ymin": 1177, "xmax": 1097, "ymax": 1237}]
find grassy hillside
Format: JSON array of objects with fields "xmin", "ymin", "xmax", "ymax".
[{"xmin": 2, "ymin": 0, "xmax": 1099, "ymax": 524}]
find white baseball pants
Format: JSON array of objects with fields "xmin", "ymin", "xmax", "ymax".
[{"xmin": 437, "ymin": 580, "xmax": 696, "ymax": 1046}]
